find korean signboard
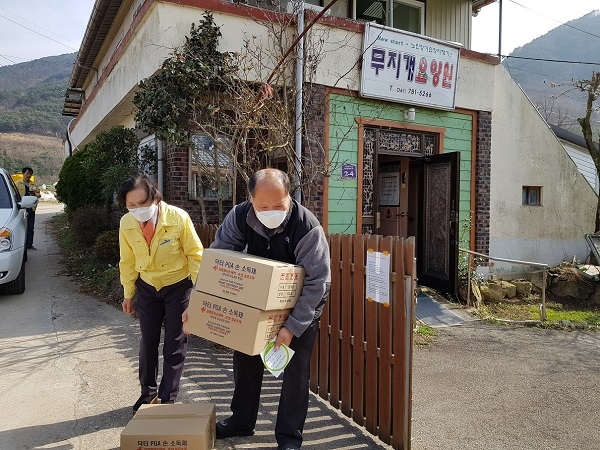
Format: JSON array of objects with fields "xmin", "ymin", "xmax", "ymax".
[{"xmin": 360, "ymin": 23, "xmax": 461, "ymax": 110}]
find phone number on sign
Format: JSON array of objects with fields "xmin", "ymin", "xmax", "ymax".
[{"xmin": 389, "ymin": 86, "xmax": 432, "ymax": 98}]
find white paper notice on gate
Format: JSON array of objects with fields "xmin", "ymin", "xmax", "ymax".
[{"xmin": 366, "ymin": 249, "xmax": 390, "ymax": 305}]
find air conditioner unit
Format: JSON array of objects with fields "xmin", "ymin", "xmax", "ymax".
[{"xmin": 286, "ymin": 1, "xmax": 330, "ymax": 15}]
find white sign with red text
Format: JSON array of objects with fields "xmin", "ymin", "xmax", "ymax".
[{"xmin": 360, "ymin": 23, "xmax": 461, "ymax": 110}]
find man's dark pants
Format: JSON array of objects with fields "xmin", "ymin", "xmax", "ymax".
[
  {"xmin": 135, "ymin": 277, "xmax": 192, "ymax": 402},
  {"xmin": 26, "ymin": 209, "xmax": 35, "ymax": 248},
  {"xmin": 229, "ymin": 320, "xmax": 319, "ymax": 448}
]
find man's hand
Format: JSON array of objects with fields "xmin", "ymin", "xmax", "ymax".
[
  {"xmin": 122, "ymin": 298, "xmax": 135, "ymax": 315},
  {"xmin": 274, "ymin": 326, "xmax": 293, "ymax": 350},
  {"xmin": 182, "ymin": 309, "xmax": 189, "ymax": 334}
]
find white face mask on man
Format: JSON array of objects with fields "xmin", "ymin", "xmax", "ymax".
[
  {"xmin": 128, "ymin": 202, "xmax": 158, "ymax": 223},
  {"xmin": 255, "ymin": 209, "xmax": 287, "ymax": 229}
]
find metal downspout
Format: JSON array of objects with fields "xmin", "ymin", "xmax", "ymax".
[
  {"xmin": 66, "ymin": 118, "xmax": 75, "ymax": 157},
  {"xmin": 157, "ymin": 140, "xmax": 164, "ymax": 193}
]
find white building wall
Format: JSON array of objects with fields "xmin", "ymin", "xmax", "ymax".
[
  {"xmin": 71, "ymin": 2, "xmax": 287, "ymax": 147},
  {"xmin": 70, "ymin": 2, "xmax": 493, "ymax": 148},
  {"xmin": 489, "ymin": 65, "xmax": 596, "ymax": 276}
]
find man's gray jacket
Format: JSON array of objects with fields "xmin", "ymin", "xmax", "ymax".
[{"xmin": 210, "ymin": 199, "xmax": 331, "ymax": 337}]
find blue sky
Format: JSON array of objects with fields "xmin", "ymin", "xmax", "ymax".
[{"xmin": 0, "ymin": 1, "xmax": 598, "ymax": 66}]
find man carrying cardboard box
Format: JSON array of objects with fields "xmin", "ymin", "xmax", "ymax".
[{"xmin": 183, "ymin": 168, "xmax": 330, "ymax": 450}]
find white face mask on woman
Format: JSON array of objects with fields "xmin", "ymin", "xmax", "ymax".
[
  {"xmin": 255, "ymin": 209, "xmax": 287, "ymax": 229},
  {"xmin": 128, "ymin": 202, "xmax": 158, "ymax": 223}
]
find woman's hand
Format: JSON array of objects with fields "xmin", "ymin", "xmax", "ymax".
[{"xmin": 122, "ymin": 298, "xmax": 135, "ymax": 315}]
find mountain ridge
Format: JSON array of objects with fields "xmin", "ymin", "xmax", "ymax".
[
  {"xmin": 502, "ymin": 10, "xmax": 600, "ymax": 132},
  {"xmin": 0, "ymin": 52, "xmax": 76, "ymax": 135}
]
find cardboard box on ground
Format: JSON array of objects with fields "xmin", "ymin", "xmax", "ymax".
[
  {"xmin": 185, "ymin": 248, "xmax": 306, "ymax": 355},
  {"xmin": 120, "ymin": 403, "xmax": 215, "ymax": 450}
]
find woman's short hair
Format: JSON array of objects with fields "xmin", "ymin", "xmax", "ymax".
[{"xmin": 116, "ymin": 172, "xmax": 163, "ymax": 208}]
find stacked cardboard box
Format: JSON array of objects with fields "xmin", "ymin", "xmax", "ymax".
[
  {"xmin": 120, "ymin": 403, "xmax": 215, "ymax": 450},
  {"xmin": 185, "ymin": 248, "xmax": 305, "ymax": 355}
]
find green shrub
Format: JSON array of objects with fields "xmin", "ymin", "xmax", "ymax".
[
  {"xmin": 95, "ymin": 230, "xmax": 121, "ymax": 264},
  {"xmin": 81, "ymin": 126, "xmax": 141, "ymax": 201},
  {"xmin": 56, "ymin": 126, "xmax": 144, "ymax": 212},
  {"xmin": 55, "ymin": 145, "xmax": 106, "ymax": 211},
  {"xmin": 68, "ymin": 204, "xmax": 114, "ymax": 246}
]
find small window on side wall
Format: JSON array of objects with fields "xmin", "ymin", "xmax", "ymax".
[{"xmin": 522, "ymin": 186, "xmax": 542, "ymax": 206}]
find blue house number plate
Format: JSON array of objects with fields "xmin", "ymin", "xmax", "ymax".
[{"xmin": 341, "ymin": 163, "xmax": 356, "ymax": 179}]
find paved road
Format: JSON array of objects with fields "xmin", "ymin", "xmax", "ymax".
[
  {"xmin": 412, "ymin": 322, "xmax": 600, "ymax": 450},
  {"xmin": 2, "ymin": 203, "xmax": 600, "ymax": 450}
]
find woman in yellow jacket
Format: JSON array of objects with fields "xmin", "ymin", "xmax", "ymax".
[{"xmin": 117, "ymin": 173, "xmax": 203, "ymax": 412}]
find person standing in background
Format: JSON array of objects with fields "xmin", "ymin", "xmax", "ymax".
[
  {"xmin": 15, "ymin": 167, "xmax": 41, "ymax": 250},
  {"xmin": 117, "ymin": 173, "xmax": 204, "ymax": 412}
]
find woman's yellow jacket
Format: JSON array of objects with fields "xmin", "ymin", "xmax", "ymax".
[{"xmin": 118, "ymin": 201, "xmax": 203, "ymax": 299}]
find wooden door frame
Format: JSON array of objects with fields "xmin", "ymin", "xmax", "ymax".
[{"xmin": 355, "ymin": 117, "xmax": 446, "ymax": 232}]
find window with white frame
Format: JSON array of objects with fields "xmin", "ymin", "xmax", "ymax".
[
  {"xmin": 138, "ymin": 135, "xmax": 157, "ymax": 179},
  {"xmin": 189, "ymin": 134, "xmax": 233, "ymax": 201},
  {"xmin": 303, "ymin": 0, "xmax": 424, "ymax": 33}
]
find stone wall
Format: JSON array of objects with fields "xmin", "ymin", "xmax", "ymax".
[{"xmin": 475, "ymin": 110, "xmax": 491, "ymax": 257}]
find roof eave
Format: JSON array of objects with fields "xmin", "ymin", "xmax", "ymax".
[
  {"xmin": 472, "ymin": 0, "xmax": 496, "ymax": 14},
  {"xmin": 63, "ymin": 0, "xmax": 124, "ymax": 116}
]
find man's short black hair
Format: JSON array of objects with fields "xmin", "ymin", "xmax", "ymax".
[{"xmin": 22, "ymin": 167, "xmax": 33, "ymax": 174}]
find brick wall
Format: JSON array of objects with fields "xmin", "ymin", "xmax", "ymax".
[
  {"xmin": 301, "ymin": 84, "xmax": 327, "ymax": 223},
  {"xmin": 162, "ymin": 144, "xmax": 233, "ymax": 224},
  {"xmin": 475, "ymin": 111, "xmax": 491, "ymax": 256}
]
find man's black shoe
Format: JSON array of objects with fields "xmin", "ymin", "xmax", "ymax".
[
  {"xmin": 215, "ymin": 417, "xmax": 255, "ymax": 439},
  {"xmin": 132, "ymin": 393, "xmax": 157, "ymax": 412},
  {"xmin": 27, "ymin": 246, "xmax": 37, "ymax": 250}
]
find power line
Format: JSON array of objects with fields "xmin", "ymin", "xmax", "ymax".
[
  {"xmin": 0, "ymin": 54, "xmax": 30, "ymax": 61},
  {"xmin": 504, "ymin": 65, "xmax": 574, "ymax": 84},
  {"xmin": 508, "ymin": 1, "xmax": 600, "ymax": 41},
  {"xmin": 0, "ymin": 7, "xmax": 81, "ymax": 47},
  {"xmin": 501, "ymin": 54, "xmax": 600, "ymax": 65},
  {"xmin": 0, "ymin": 13, "xmax": 78, "ymax": 52},
  {"xmin": 0, "ymin": 54, "xmax": 20, "ymax": 65},
  {"xmin": 0, "ymin": 54, "xmax": 34, "ymax": 89}
]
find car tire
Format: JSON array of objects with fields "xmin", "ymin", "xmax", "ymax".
[{"xmin": 4, "ymin": 259, "xmax": 25, "ymax": 295}]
